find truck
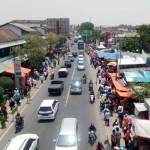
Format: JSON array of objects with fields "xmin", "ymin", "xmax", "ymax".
[
  {"xmin": 77, "ymin": 40, "xmax": 84, "ymax": 50},
  {"xmin": 48, "ymin": 80, "xmax": 64, "ymax": 95}
]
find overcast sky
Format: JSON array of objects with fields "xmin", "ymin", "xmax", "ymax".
[{"xmin": 1, "ymin": 0, "xmax": 150, "ymax": 26}]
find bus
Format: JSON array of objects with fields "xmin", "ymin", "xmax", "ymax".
[{"xmin": 77, "ymin": 40, "xmax": 84, "ymax": 50}]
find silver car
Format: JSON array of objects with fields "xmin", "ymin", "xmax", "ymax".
[
  {"xmin": 70, "ymin": 81, "xmax": 82, "ymax": 94},
  {"xmin": 68, "ymin": 55, "xmax": 74, "ymax": 62},
  {"xmin": 77, "ymin": 61, "xmax": 85, "ymax": 70}
]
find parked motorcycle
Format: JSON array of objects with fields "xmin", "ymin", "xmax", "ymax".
[
  {"xmin": 88, "ymin": 131, "xmax": 96, "ymax": 146},
  {"xmin": 89, "ymin": 95, "xmax": 95, "ymax": 103},
  {"xmin": 50, "ymin": 72, "xmax": 54, "ymax": 80}
]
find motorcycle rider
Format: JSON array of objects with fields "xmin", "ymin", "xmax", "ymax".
[
  {"xmin": 89, "ymin": 90, "xmax": 95, "ymax": 102},
  {"xmin": 83, "ymin": 74, "xmax": 87, "ymax": 83},
  {"xmin": 15, "ymin": 113, "xmax": 24, "ymax": 128},
  {"xmin": 89, "ymin": 123, "xmax": 97, "ymax": 138},
  {"xmin": 96, "ymin": 141, "xmax": 104, "ymax": 150},
  {"xmin": 89, "ymin": 80, "xmax": 93, "ymax": 90}
]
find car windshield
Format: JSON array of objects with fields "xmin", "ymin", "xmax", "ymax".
[
  {"xmin": 79, "ymin": 56, "xmax": 83, "ymax": 58},
  {"xmin": 39, "ymin": 107, "xmax": 51, "ymax": 111},
  {"xmin": 57, "ymin": 135, "xmax": 77, "ymax": 147},
  {"xmin": 78, "ymin": 63, "xmax": 84, "ymax": 65},
  {"xmin": 68, "ymin": 56, "xmax": 73, "ymax": 58}
]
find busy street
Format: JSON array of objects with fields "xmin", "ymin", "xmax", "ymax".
[{"xmin": 0, "ymin": 39, "xmax": 107, "ymax": 150}]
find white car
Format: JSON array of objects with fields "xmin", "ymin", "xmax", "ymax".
[
  {"xmin": 4, "ymin": 134, "xmax": 39, "ymax": 150},
  {"xmin": 77, "ymin": 61, "xmax": 85, "ymax": 70},
  {"xmin": 78, "ymin": 55, "xmax": 84, "ymax": 61},
  {"xmin": 38, "ymin": 99, "xmax": 59, "ymax": 121}
]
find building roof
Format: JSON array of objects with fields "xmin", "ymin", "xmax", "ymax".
[
  {"xmin": 118, "ymin": 24, "xmax": 128, "ymax": 28},
  {"xmin": 30, "ymin": 29, "xmax": 44, "ymax": 36},
  {"xmin": 9, "ymin": 23, "xmax": 36, "ymax": 32},
  {"xmin": 10, "ymin": 20, "xmax": 46, "ymax": 24},
  {"xmin": 134, "ymin": 25, "xmax": 142, "ymax": 29},
  {"xmin": 0, "ymin": 29, "xmax": 22, "ymax": 43}
]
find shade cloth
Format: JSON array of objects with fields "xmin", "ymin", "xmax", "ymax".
[
  {"xmin": 97, "ymin": 44, "xmax": 106, "ymax": 49},
  {"xmin": 131, "ymin": 119, "xmax": 150, "ymax": 139},
  {"xmin": 4, "ymin": 67, "xmax": 31, "ymax": 77},
  {"xmin": 112, "ymin": 80, "xmax": 130, "ymax": 91},
  {"xmin": 116, "ymin": 90, "xmax": 132, "ymax": 98},
  {"xmin": 105, "ymin": 51, "xmax": 123, "ymax": 60},
  {"xmin": 134, "ymin": 103, "xmax": 147, "ymax": 112},
  {"xmin": 107, "ymin": 62, "xmax": 117, "ymax": 66},
  {"xmin": 108, "ymin": 73, "xmax": 122, "ymax": 78},
  {"xmin": 94, "ymin": 50, "xmax": 109, "ymax": 58}
]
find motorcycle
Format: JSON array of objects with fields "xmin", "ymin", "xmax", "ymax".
[
  {"xmin": 15, "ymin": 118, "xmax": 24, "ymax": 133},
  {"xmin": 88, "ymin": 131, "xmax": 96, "ymax": 146},
  {"xmin": 50, "ymin": 72, "xmax": 54, "ymax": 80},
  {"xmin": 82, "ymin": 77, "xmax": 87, "ymax": 84},
  {"xmin": 89, "ymin": 95, "xmax": 95, "ymax": 103},
  {"xmin": 89, "ymin": 84, "xmax": 93, "ymax": 91}
]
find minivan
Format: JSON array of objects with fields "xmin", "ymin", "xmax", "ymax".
[{"xmin": 54, "ymin": 118, "xmax": 80, "ymax": 150}]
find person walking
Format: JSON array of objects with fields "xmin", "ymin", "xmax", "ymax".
[
  {"xmin": 124, "ymin": 130, "xmax": 130, "ymax": 149},
  {"xmin": 116, "ymin": 127, "xmax": 121, "ymax": 147},
  {"xmin": 58, "ymin": 58, "xmax": 60, "ymax": 65},
  {"xmin": 111, "ymin": 130, "xmax": 116, "ymax": 149},
  {"xmin": 98, "ymin": 75, "xmax": 102, "ymax": 84},
  {"xmin": 33, "ymin": 79, "xmax": 37, "ymax": 88},
  {"xmin": 104, "ymin": 109, "xmax": 110, "ymax": 126},
  {"xmin": 0, "ymin": 112, "xmax": 6, "ymax": 129},
  {"xmin": 39, "ymin": 74, "xmax": 44, "ymax": 84},
  {"xmin": 9, "ymin": 97, "xmax": 15, "ymax": 111},
  {"xmin": 44, "ymin": 70, "xmax": 48, "ymax": 80}
]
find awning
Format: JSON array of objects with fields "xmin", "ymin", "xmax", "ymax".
[
  {"xmin": 112, "ymin": 80, "xmax": 130, "ymax": 91},
  {"xmin": 116, "ymin": 90, "xmax": 132, "ymax": 98},
  {"xmin": 4, "ymin": 67, "xmax": 31, "ymax": 77},
  {"xmin": 108, "ymin": 73, "xmax": 122, "ymax": 78},
  {"xmin": 131, "ymin": 119, "xmax": 150, "ymax": 139},
  {"xmin": 134, "ymin": 103, "xmax": 147, "ymax": 112}
]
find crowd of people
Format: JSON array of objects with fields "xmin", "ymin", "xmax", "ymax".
[{"xmin": 88, "ymin": 46, "xmax": 135, "ymax": 150}]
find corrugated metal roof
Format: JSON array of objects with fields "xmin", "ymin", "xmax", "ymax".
[
  {"xmin": 10, "ymin": 23, "xmax": 36, "ymax": 32},
  {"xmin": 0, "ymin": 29, "xmax": 22, "ymax": 43},
  {"xmin": 10, "ymin": 20, "xmax": 46, "ymax": 24},
  {"xmin": 30, "ymin": 29, "xmax": 44, "ymax": 36}
]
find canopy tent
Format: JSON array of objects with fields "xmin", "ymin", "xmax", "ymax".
[
  {"xmin": 108, "ymin": 73, "xmax": 122, "ymax": 78},
  {"xmin": 112, "ymin": 80, "xmax": 130, "ymax": 92},
  {"xmin": 131, "ymin": 119, "xmax": 150, "ymax": 139},
  {"xmin": 105, "ymin": 51, "xmax": 123, "ymax": 60},
  {"xmin": 116, "ymin": 90, "xmax": 132, "ymax": 98},
  {"xmin": 94, "ymin": 50, "xmax": 109, "ymax": 58},
  {"xmin": 134, "ymin": 103, "xmax": 147, "ymax": 112},
  {"xmin": 4, "ymin": 67, "xmax": 31, "ymax": 77},
  {"xmin": 97, "ymin": 44, "xmax": 106, "ymax": 49}
]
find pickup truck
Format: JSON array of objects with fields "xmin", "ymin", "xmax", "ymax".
[{"xmin": 48, "ymin": 80, "xmax": 64, "ymax": 95}]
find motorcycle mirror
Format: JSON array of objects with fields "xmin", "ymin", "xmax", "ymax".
[{"xmin": 53, "ymin": 139, "xmax": 56, "ymax": 142}]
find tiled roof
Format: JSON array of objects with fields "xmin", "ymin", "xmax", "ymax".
[
  {"xmin": 118, "ymin": 24, "xmax": 128, "ymax": 28},
  {"xmin": 0, "ymin": 29, "xmax": 22, "ymax": 43},
  {"xmin": 10, "ymin": 20, "xmax": 46, "ymax": 24},
  {"xmin": 30, "ymin": 29, "xmax": 44, "ymax": 36}
]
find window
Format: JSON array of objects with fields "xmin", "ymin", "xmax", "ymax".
[
  {"xmin": 23, "ymin": 139, "xmax": 34, "ymax": 150},
  {"xmin": 39, "ymin": 107, "xmax": 51, "ymax": 111},
  {"xmin": 52, "ymin": 101, "xmax": 56, "ymax": 109}
]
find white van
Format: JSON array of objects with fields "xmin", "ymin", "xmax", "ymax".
[{"xmin": 54, "ymin": 118, "xmax": 80, "ymax": 150}]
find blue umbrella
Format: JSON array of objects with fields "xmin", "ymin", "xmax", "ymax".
[{"xmin": 104, "ymin": 51, "xmax": 123, "ymax": 60}]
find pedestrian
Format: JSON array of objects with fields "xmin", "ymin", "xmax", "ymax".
[
  {"xmin": 9, "ymin": 97, "xmax": 15, "ymax": 111},
  {"xmin": 98, "ymin": 75, "xmax": 102, "ymax": 84},
  {"xmin": 58, "ymin": 58, "xmax": 60, "ymax": 65},
  {"xmin": 2, "ymin": 109, "xmax": 8, "ymax": 121},
  {"xmin": 0, "ymin": 112, "xmax": 6, "ymax": 129},
  {"xmin": 113, "ymin": 122, "xmax": 120, "ymax": 132},
  {"xmin": 98, "ymin": 65, "xmax": 101, "ymax": 72},
  {"xmin": 33, "ymin": 79, "xmax": 37, "ymax": 88},
  {"xmin": 116, "ymin": 127, "xmax": 121, "ymax": 147},
  {"xmin": 1, "ymin": 103, "xmax": 7, "ymax": 111},
  {"xmin": 15, "ymin": 94, "xmax": 20, "ymax": 106},
  {"xmin": 124, "ymin": 130, "xmax": 130, "ymax": 149},
  {"xmin": 39, "ymin": 74, "xmax": 44, "ymax": 84},
  {"xmin": 95, "ymin": 141, "xmax": 104, "ymax": 150},
  {"xmin": 111, "ymin": 130, "xmax": 116, "ymax": 149},
  {"xmin": 112, "ymin": 119, "xmax": 119, "ymax": 127},
  {"xmin": 104, "ymin": 109, "xmax": 110, "ymax": 126},
  {"xmin": 31, "ymin": 77, "xmax": 34, "ymax": 87},
  {"xmin": 133, "ymin": 137, "xmax": 138, "ymax": 150},
  {"xmin": 44, "ymin": 70, "xmax": 48, "ymax": 80}
]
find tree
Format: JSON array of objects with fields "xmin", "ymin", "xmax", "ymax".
[
  {"xmin": 0, "ymin": 86, "xmax": 5, "ymax": 104},
  {"xmin": 45, "ymin": 32, "xmax": 60, "ymax": 50},
  {"xmin": 0, "ymin": 76, "xmax": 13, "ymax": 90},
  {"xmin": 78, "ymin": 22, "xmax": 94, "ymax": 34},
  {"xmin": 58, "ymin": 34, "xmax": 67, "ymax": 47},
  {"xmin": 13, "ymin": 34, "xmax": 48, "ymax": 69}
]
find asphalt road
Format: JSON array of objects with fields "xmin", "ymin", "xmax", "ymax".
[{"xmin": 0, "ymin": 39, "xmax": 106, "ymax": 150}]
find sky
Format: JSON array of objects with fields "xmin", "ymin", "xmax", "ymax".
[{"xmin": 1, "ymin": 0, "xmax": 150, "ymax": 26}]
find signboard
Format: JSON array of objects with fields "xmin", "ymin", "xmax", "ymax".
[
  {"xmin": 81, "ymin": 30, "xmax": 92, "ymax": 37},
  {"xmin": 14, "ymin": 61, "xmax": 21, "ymax": 77}
]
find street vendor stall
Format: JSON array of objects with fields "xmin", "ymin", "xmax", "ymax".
[{"xmin": 131, "ymin": 119, "xmax": 150, "ymax": 150}]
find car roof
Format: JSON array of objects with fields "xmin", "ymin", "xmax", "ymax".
[
  {"xmin": 65, "ymin": 60, "xmax": 71, "ymax": 62},
  {"xmin": 78, "ymin": 55, "xmax": 83, "ymax": 57},
  {"xmin": 78, "ymin": 61, "xmax": 84, "ymax": 63},
  {"xmin": 68, "ymin": 55, "xmax": 73, "ymax": 56},
  {"xmin": 72, "ymin": 77, "xmax": 82, "ymax": 80},
  {"xmin": 60, "ymin": 65, "xmax": 67, "ymax": 68},
  {"xmin": 40, "ymin": 99, "xmax": 54, "ymax": 107},
  {"xmin": 59, "ymin": 68, "xmax": 68, "ymax": 71},
  {"xmin": 60, "ymin": 118, "xmax": 77, "ymax": 135}
]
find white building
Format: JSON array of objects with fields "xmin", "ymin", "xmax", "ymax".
[{"xmin": 118, "ymin": 24, "xmax": 128, "ymax": 32}]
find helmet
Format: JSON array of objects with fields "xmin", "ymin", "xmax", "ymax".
[
  {"xmin": 17, "ymin": 113, "xmax": 20, "ymax": 116},
  {"xmin": 91, "ymin": 123, "xmax": 94, "ymax": 126},
  {"xmin": 98, "ymin": 141, "xmax": 102, "ymax": 144}
]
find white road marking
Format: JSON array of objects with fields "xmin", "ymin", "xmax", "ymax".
[
  {"xmin": 65, "ymin": 66, "xmax": 76, "ymax": 107},
  {"xmin": 0, "ymin": 83, "xmax": 43, "ymax": 141}
]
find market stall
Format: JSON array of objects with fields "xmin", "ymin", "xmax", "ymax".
[{"xmin": 131, "ymin": 119, "xmax": 150, "ymax": 150}]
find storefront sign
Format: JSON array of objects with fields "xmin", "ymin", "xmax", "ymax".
[{"xmin": 14, "ymin": 61, "xmax": 22, "ymax": 77}]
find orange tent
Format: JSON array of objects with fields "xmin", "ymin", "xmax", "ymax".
[
  {"xmin": 4, "ymin": 67, "xmax": 31, "ymax": 77},
  {"xmin": 112, "ymin": 80, "xmax": 130, "ymax": 92},
  {"xmin": 108, "ymin": 73, "xmax": 122, "ymax": 78},
  {"xmin": 116, "ymin": 90, "xmax": 132, "ymax": 98}
]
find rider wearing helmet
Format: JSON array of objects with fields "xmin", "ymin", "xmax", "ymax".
[
  {"xmin": 96, "ymin": 141, "xmax": 104, "ymax": 150},
  {"xmin": 89, "ymin": 123, "xmax": 96, "ymax": 132},
  {"xmin": 83, "ymin": 74, "xmax": 86, "ymax": 78}
]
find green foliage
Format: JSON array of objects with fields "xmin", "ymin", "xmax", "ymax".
[
  {"xmin": 129, "ymin": 82, "xmax": 150, "ymax": 102},
  {"xmin": 0, "ymin": 86, "xmax": 5, "ymax": 104},
  {"xmin": 13, "ymin": 34, "xmax": 48, "ymax": 69},
  {"xmin": 78, "ymin": 22, "xmax": 94, "ymax": 34},
  {"xmin": 58, "ymin": 34, "xmax": 67, "ymax": 46},
  {"xmin": 45, "ymin": 32, "xmax": 60, "ymax": 49},
  {"xmin": 0, "ymin": 76, "xmax": 13, "ymax": 90},
  {"xmin": 120, "ymin": 25, "xmax": 150, "ymax": 52}
]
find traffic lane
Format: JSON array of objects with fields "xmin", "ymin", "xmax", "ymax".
[{"xmin": 0, "ymin": 59, "xmax": 76, "ymax": 149}]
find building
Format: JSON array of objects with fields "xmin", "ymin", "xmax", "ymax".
[
  {"xmin": 10, "ymin": 20, "xmax": 46, "ymax": 28},
  {"xmin": 46, "ymin": 18, "xmax": 70, "ymax": 36},
  {"xmin": 0, "ymin": 23, "xmax": 44, "ymax": 38},
  {"xmin": 117, "ymin": 24, "xmax": 128, "ymax": 32},
  {"xmin": 0, "ymin": 29, "xmax": 26, "ymax": 73}
]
